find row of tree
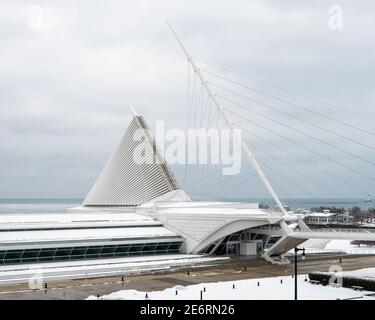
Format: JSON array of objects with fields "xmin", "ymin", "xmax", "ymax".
[
  {"xmin": 310, "ymin": 206, "xmax": 375, "ymax": 223},
  {"xmin": 310, "ymin": 206, "xmax": 375, "ymax": 214},
  {"xmin": 310, "ymin": 206, "xmax": 346, "ymax": 214}
]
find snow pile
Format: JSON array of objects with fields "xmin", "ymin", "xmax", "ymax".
[
  {"xmin": 88, "ymin": 275, "xmax": 375, "ymax": 300},
  {"xmin": 344, "ymin": 268, "xmax": 375, "ymax": 279},
  {"xmin": 325, "ymin": 240, "xmax": 375, "ymax": 254},
  {"xmin": 302, "ymin": 240, "xmax": 375, "ymax": 255}
]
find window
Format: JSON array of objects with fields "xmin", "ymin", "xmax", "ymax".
[
  {"xmin": 100, "ymin": 246, "xmax": 116, "ymax": 257},
  {"xmin": 5, "ymin": 250, "xmax": 23, "ymax": 259},
  {"xmin": 143, "ymin": 244, "xmax": 157, "ymax": 252},
  {"xmin": 70, "ymin": 247, "xmax": 87, "ymax": 258},
  {"xmin": 21, "ymin": 250, "xmax": 40, "ymax": 263},
  {"xmin": 114, "ymin": 245, "xmax": 131, "ymax": 255},
  {"xmin": 4, "ymin": 250, "xmax": 23, "ymax": 264},
  {"xmin": 21, "ymin": 250, "xmax": 40, "ymax": 258},
  {"xmin": 168, "ymin": 243, "xmax": 181, "ymax": 251},
  {"xmin": 0, "ymin": 241, "xmax": 184, "ymax": 265},
  {"xmin": 55, "ymin": 248, "xmax": 72, "ymax": 259},
  {"xmin": 155, "ymin": 243, "xmax": 170, "ymax": 251},
  {"xmin": 85, "ymin": 246, "xmax": 102, "ymax": 259},
  {"xmin": 129, "ymin": 244, "xmax": 144, "ymax": 252},
  {"xmin": 0, "ymin": 251, "xmax": 7, "ymax": 260}
]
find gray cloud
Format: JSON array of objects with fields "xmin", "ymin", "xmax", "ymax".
[{"xmin": 0, "ymin": 0, "xmax": 374, "ymax": 199}]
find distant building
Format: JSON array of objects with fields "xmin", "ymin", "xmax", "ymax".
[{"xmin": 304, "ymin": 210, "xmax": 338, "ymax": 225}]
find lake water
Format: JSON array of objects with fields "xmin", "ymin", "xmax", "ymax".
[
  {"xmin": 0, "ymin": 198, "xmax": 373, "ymax": 214},
  {"xmin": 0, "ymin": 199, "xmax": 81, "ymax": 214}
]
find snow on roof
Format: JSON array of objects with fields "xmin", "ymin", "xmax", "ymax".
[
  {"xmin": 0, "ymin": 212, "xmax": 160, "ymax": 230},
  {"xmin": 0, "ymin": 226, "xmax": 179, "ymax": 245},
  {"xmin": 153, "ymin": 205, "xmax": 268, "ymax": 217},
  {"xmin": 305, "ymin": 212, "xmax": 337, "ymax": 218},
  {"xmin": 150, "ymin": 201, "xmax": 260, "ymax": 209}
]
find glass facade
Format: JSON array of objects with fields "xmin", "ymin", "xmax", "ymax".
[
  {"xmin": 201, "ymin": 232, "xmax": 245, "ymax": 255},
  {"xmin": 201, "ymin": 230, "xmax": 278, "ymax": 255},
  {"xmin": 0, "ymin": 241, "xmax": 182, "ymax": 265},
  {"xmin": 251, "ymin": 233, "xmax": 281, "ymax": 249}
]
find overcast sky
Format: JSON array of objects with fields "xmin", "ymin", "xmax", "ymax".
[{"xmin": 0, "ymin": 0, "xmax": 374, "ymax": 200}]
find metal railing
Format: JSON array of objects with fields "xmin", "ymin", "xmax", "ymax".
[
  {"xmin": 255, "ymin": 225, "xmax": 282, "ymax": 231},
  {"xmin": 305, "ymin": 248, "xmax": 375, "ymax": 255},
  {"xmin": 302, "ymin": 228, "xmax": 375, "ymax": 234}
]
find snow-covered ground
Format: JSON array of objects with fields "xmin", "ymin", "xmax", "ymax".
[
  {"xmin": 325, "ymin": 240, "xmax": 375, "ymax": 254},
  {"xmin": 343, "ymin": 267, "xmax": 375, "ymax": 279},
  {"xmin": 88, "ymin": 274, "xmax": 375, "ymax": 300},
  {"xmin": 0, "ymin": 255, "xmax": 228, "ymax": 285},
  {"xmin": 303, "ymin": 239, "xmax": 375, "ymax": 255}
]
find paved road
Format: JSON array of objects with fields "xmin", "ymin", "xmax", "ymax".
[{"xmin": 1, "ymin": 254, "xmax": 374, "ymax": 300}]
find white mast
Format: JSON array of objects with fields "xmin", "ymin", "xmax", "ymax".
[{"xmin": 166, "ymin": 20, "xmax": 288, "ymax": 216}]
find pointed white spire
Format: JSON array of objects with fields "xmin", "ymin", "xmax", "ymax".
[
  {"xmin": 83, "ymin": 114, "xmax": 180, "ymax": 206},
  {"xmin": 128, "ymin": 102, "xmax": 138, "ymax": 117}
]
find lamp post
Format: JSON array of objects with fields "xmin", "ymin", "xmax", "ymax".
[{"xmin": 294, "ymin": 247, "xmax": 306, "ymax": 301}]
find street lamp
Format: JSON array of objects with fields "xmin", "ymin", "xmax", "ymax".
[{"xmin": 294, "ymin": 246, "xmax": 306, "ymax": 301}]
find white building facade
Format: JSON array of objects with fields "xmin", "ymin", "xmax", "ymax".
[{"xmin": 1, "ymin": 114, "xmax": 375, "ymax": 267}]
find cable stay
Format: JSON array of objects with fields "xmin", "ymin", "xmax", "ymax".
[
  {"xmin": 202, "ymin": 69, "xmax": 375, "ymax": 137},
  {"xmin": 233, "ymin": 124, "xmax": 374, "ymax": 198},
  {"xmin": 228, "ymin": 108, "xmax": 375, "ymax": 185},
  {"xmin": 241, "ymin": 127, "xmax": 373, "ymax": 197},
  {"xmin": 167, "ymin": 20, "xmax": 290, "ymax": 215},
  {"xmin": 170, "ymin": 22, "xmax": 373, "ymax": 205},
  {"xmin": 209, "ymin": 82, "xmax": 375, "ymax": 150},
  {"xmin": 216, "ymin": 171, "xmax": 257, "ymax": 199},
  {"xmin": 182, "ymin": 61, "xmax": 192, "ymax": 187},
  {"xmin": 182, "ymin": 64, "xmax": 228, "ymax": 198},
  {"xmin": 245, "ymin": 139, "xmax": 344, "ymax": 198},
  {"xmin": 255, "ymin": 158, "xmax": 319, "ymax": 199},
  {"xmin": 220, "ymin": 97, "xmax": 375, "ymax": 168},
  {"xmin": 194, "ymin": 59, "xmax": 375, "ymax": 124}
]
